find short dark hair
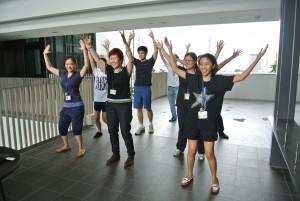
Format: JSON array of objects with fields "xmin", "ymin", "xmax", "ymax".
[
  {"xmin": 137, "ymin": 46, "xmax": 148, "ymax": 54},
  {"xmin": 109, "ymin": 48, "xmax": 124, "ymax": 63},
  {"xmin": 198, "ymin": 53, "xmax": 218, "ymax": 76}
]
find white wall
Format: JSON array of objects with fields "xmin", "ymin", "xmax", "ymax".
[{"xmin": 224, "ymin": 73, "xmax": 300, "ymax": 102}]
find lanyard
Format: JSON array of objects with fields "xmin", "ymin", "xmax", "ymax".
[
  {"xmin": 65, "ymin": 78, "xmax": 69, "ymax": 93},
  {"xmin": 202, "ymin": 80, "xmax": 206, "ymax": 110}
]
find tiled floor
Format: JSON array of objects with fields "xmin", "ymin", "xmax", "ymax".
[{"xmin": 2, "ymin": 97, "xmax": 300, "ymax": 201}]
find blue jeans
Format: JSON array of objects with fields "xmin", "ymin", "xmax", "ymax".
[
  {"xmin": 168, "ymin": 86, "xmax": 179, "ymax": 118},
  {"xmin": 106, "ymin": 102, "xmax": 135, "ymax": 157}
]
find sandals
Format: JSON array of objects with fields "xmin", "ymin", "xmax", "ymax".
[
  {"xmin": 181, "ymin": 175, "xmax": 193, "ymax": 186},
  {"xmin": 77, "ymin": 149, "xmax": 85, "ymax": 158},
  {"xmin": 56, "ymin": 146, "xmax": 71, "ymax": 153}
]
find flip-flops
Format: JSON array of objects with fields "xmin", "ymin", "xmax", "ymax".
[{"xmin": 77, "ymin": 149, "xmax": 85, "ymax": 158}]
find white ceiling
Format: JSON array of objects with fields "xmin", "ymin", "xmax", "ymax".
[{"xmin": 0, "ymin": 0, "xmax": 281, "ymax": 41}]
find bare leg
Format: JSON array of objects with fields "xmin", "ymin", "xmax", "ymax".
[
  {"xmin": 146, "ymin": 108, "xmax": 153, "ymax": 123},
  {"xmin": 94, "ymin": 111, "xmax": 101, "ymax": 132},
  {"xmin": 187, "ymin": 139, "xmax": 198, "ymax": 179},
  {"xmin": 61, "ymin": 135, "xmax": 70, "ymax": 148},
  {"xmin": 204, "ymin": 141, "xmax": 218, "ymax": 184},
  {"xmin": 75, "ymin": 135, "xmax": 85, "ymax": 156},
  {"xmin": 102, "ymin": 112, "xmax": 107, "ymax": 124},
  {"xmin": 137, "ymin": 109, "xmax": 143, "ymax": 124}
]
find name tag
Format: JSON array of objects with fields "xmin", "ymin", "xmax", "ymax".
[
  {"xmin": 198, "ymin": 111, "xmax": 207, "ymax": 119},
  {"xmin": 65, "ymin": 95, "xmax": 71, "ymax": 101},
  {"xmin": 65, "ymin": 92, "xmax": 71, "ymax": 101},
  {"xmin": 184, "ymin": 93, "xmax": 190, "ymax": 100},
  {"xmin": 110, "ymin": 89, "xmax": 116, "ymax": 95}
]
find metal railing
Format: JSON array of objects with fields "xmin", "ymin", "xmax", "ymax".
[{"xmin": 0, "ymin": 76, "xmax": 94, "ymax": 150}]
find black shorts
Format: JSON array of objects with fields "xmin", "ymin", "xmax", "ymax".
[
  {"xmin": 94, "ymin": 101, "xmax": 107, "ymax": 112},
  {"xmin": 184, "ymin": 108, "xmax": 218, "ymax": 141},
  {"xmin": 185, "ymin": 128, "xmax": 218, "ymax": 141}
]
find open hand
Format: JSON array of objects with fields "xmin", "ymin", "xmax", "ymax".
[{"xmin": 43, "ymin": 44, "xmax": 51, "ymax": 55}]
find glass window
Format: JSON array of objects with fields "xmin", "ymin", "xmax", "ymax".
[{"xmin": 96, "ymin": 22, "xmax": 280, "ymax": 73}]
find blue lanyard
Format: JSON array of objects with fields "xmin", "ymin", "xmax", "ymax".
[
  {"xmin": 65, "ymin": 78, "xmax": 69, "ymax": 93},
  {"xmin": 202, "ymin": 80, "xmax": 206, "ymax": 110}
]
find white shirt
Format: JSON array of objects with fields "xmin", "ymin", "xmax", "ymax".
[
  {"xmin": 93, "ymin": 68, "xmax": 108, "ymax": 102},
  {"xmin": 165, "ymin": 63, "xmax": 179, "ymax": 87}
]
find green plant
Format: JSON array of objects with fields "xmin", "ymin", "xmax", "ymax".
[{"xmin": 270, "ymin": 53, "xmax": 278, "ymax": 73}]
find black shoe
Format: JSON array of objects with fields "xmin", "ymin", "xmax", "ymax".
[
  {"xmin": 124, "ymin": 156, "xmax": 134, "ymax": 168},
  {"xmin": 106, "ymin": 154, "xmax": 120, "ymax": 165},
  {"xmin": 93, "ymin": 131, "xmax": 103, "ymax": 138},
  {"xmin": 169, "ymin": 117, "xmax": 177, "ymax": 122},
  {"xmin": 219, "ymin": 132, "xmax": 229, "ymax": 140}
]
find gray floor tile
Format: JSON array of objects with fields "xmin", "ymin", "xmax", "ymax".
[
  {"xmin": 83, "ymin": 187, "xmax": 120, "ymax": 201},
  {"xmin": 235, "ymin": 175, "xmax": 262, "ymax": 190},
  {"xmin": 52, "ymin": 194, "xmax": 81, "ymax": 201},
  {"xmin": 44, "ymin": 178, "xmax": 76, "ymax": 193},
  {"xmin": 22, "ymin": 188, "xmax": 59, "ymax": 201},
  {"xmin": 6, "ymin": 98, "xmax": 297, "ymax": 201},
  {"xmin": 113, "ymin": 193, "xmax": 144, "ymax": 201},
  {"xmin": 63, "ymin": 182, "xmax": 97, "ymax": 199}
]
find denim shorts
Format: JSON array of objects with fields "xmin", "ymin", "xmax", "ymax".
[{"xmin": 134, "ymin": 86, "xmax": 151, "ymax": 109}]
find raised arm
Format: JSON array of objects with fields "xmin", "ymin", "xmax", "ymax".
[
  {"xmin": 233, "ymin": 45, "xmax": 268, "ymax": 83},
  {"xmin": 214, "ymin": 40, "xmax": 224, "ymax": 59},
  {"xmin": 120, "ymin": 31, "xmax": 134, "ymax": 75},
  {"xmin": 159, "ymin": 49, "xmax": 167, "ymax": 64},
  {"xmin": 127, "ymin": 30, "xmax": 135, "ymax": 47},
  {"xmin": 79, "ymin": 39, "xmax": 89, "ymax": 77},
  {"xmin": 88, "ymin": 50, "xmax": 96, "ymax": 72},
  {"xmin": 82, "ymin": 34, "xmax": 106, "ymax": 72},
  {"xmin": 163, "ymin": 38, "xmax": 186, "ymax": 79},
  {"xmin": 185, "ymin": 42, "xmax": 191, "ymax": 55},
  {"xmin": 43, "ymin": 45, "xmax": 59, "ymax": 76},
  {"xmin": 102, "ymin": 39, "xmax": 110, "ymax": 65},
  {"xmin": 176, "ymin": 43, "xmax": 190, "ymax": 66},
  {"xmin": 217, "ymin": 49, "xmax": 242, "ymax": 71},
  {"xmin": 149, "ymin": 30, "xmax": 158, "ymax": 60}
]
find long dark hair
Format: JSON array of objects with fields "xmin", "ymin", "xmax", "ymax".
[{"xmin": 198, "ymin": 53, "xmax": 218, "ymax": 76}]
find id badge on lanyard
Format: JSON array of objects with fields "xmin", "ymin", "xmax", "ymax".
[
  {"xmin": 110, "ymin": 89, "xmax": 116, "ymax": 95},
  {"xmin": 184, "ymin": 89, "xmax": 190, "ymax": 100},
  {"xmin": 65, "ymin": 80, "xmax": 71, "ymax": 101}
]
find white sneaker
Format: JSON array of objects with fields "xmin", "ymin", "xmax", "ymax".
[
  {"xmin": 135, "ymin": 126, "xmax": 145, "ymax": 135},
  {"xmin": 199, "ymin": 154, "xmax": 205, "ymax": 161},
  {"xmin": 173, "ymin": 149, "xmax": 181, "ymax": 157},
  {"xmin": 148, "ymin": 125, "xmax": 154, "ymax": 134}
]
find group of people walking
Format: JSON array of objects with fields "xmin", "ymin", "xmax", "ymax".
[{"xmin": 43, "ymin": 30, "xmax": 268, "ymax": 194}]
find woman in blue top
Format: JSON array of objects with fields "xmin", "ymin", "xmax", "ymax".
[
  {"xmin": 43, "ymin": 39, "xmax": 89, "ymax": 158},
  {"xmin": 163, "ymin": 38, "xmax": 268, "ymax": 194}
]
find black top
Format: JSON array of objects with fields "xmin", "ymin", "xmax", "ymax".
[
  {"xmin": 176, "ymin": 67, "xmax": 200, "ymax": 109},
  {"xmin": 134, "ymin": 56, "xmax": 156, "ymax": 86},
  {"xmin": 106, "ymin": 65, "xmax": 131, "ymax": 102},
  {"xmin": 186, "ymin": 73, "xmax": 234, "ymax": 131}
]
